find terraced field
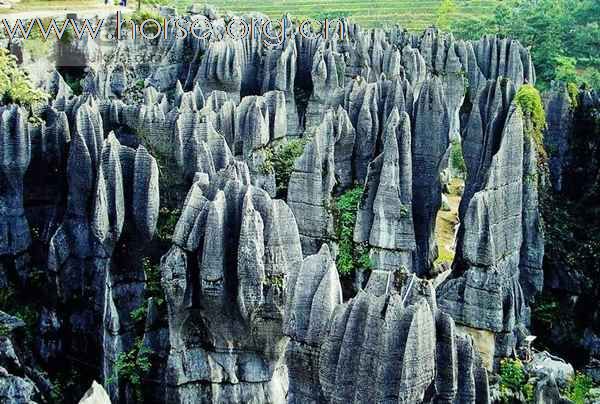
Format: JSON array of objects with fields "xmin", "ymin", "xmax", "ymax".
[
  {"xmin": 1, "ymin": 0, "xmax": 499, "ymax": 32},
  {"xmin": 177, "ymin": 0, "xmax": 499, "ymax": 31}
]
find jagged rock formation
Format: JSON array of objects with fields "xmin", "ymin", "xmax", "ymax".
[
  {"xmin": 354, "ymin": 108, "xmax": 416, "ymax": 274},
  {"xmin": 285, "ymin": 246, "xmax": 490, "ymax": 403},
  {"xmin": 437, "ymin": 78, "xmax": 544, "ymax": 369},
  {"xmin": 0, "ymin": 312, "xmax": 41, "ymax": 403},
  {"xmin": 541, "ymin": 86, "xmax": 600, "ymax": 383},
  {"xmin": 44, "ymin": 97, "xmax": 160, "ymax": 401},
  {"xmin": 411, "ymin": 77, "xmax": 450, "ymax": 273},
  {"xmin": 0, "ymin": 106, "xmax": 31, "ymax": 260},
  {"xmin": 543, "ymin": 83, "xmax": 574, "ymax": 193},
  {"xmin": 79, "ymin": 381, "xmax": 112, "ymax": 404},
  {"xmin": 0, "ymin": 6, "xmax": 556, "ymax": 403},
  {"xmin": 161, "ymin": 166, "xmax": 301, "ymax": 402}
]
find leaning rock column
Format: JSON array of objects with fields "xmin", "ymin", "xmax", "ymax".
[
  {"xmin": 0, "ymin": 106, "xmax": 31, "ymax": 267},
  {"xmin": 411, "ymin": 77, "xmax": 450, "ymax": 275},
  {"xmin": 354, "ymin": 108, "xmax": 416, "ymax": 275}
]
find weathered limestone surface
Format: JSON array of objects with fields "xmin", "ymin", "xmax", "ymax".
[
  {"xmin": 0, "ymin": 312, "xmax": 40, "ymax": 403},
  {"xmin": 437, "ymin": 78, "xmax": 543, "ymax": 367},
  {"xmin": 162, "ymin": 166, "xmax": 302, "ymax": 403},
  {"xmin": 543, "ymin": 83, "xmax": 573, "ymax": 193},
  {"xmin": 79, "ymin": 381, "xmax": 112, "ymax": 404},
  {"xmin": 354, "ymin": 108, "xmax": 416, "ymax": 274},
  {"xmin": 1, "ymin": 7, "xmax": 552, "ymax": 403},
  {"xmin": 0, "ymin": 106, "xmax": 31, "ymax": 257},
  {"xmin": 411, "ymin": 77, "xmax": 450, "ymax": 274},
  {"xmin": 285, "ymin": 248, "xmax": 490, "ymax": 404}
]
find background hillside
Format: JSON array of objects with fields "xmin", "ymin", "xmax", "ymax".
[{"xmin": 178, "ymin": 0, "xmax": 498, "ymax": 32}]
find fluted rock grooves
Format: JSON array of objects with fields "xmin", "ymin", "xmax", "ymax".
[
  {"xmin": 285, "ymin": 247, "xmax": 489, "ymax": 403},
  {"xmin": 0, "ymin": 6, "xmax": 561, "ymax": 404}
]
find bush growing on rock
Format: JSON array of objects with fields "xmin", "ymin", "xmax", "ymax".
[
  {"xmin": 333, "ymin": 186, "xmax": 372, "ymax": 276},
  {"xmin": 0, "ymin": 49, "xmax": 47, "ymax": 109},
  {"xmin": 261, "ymin": 138, "xmax": 310, "ymax": 198},
  {"xmin": 109, "ymin": 339, "xmax": 153, "ymax": 401},
  {"xmin": 562, "ymin": 373, "xmax": 594, "ymax": 404},
  {"xmin": 499, "ymin": 358, "xmax": 534, "ymax": 403},
  {"xmin": 516, "ymin": 84, "xmax": 547, "ymax": 158}
]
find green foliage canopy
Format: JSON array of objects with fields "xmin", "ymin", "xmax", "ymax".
[{"xmin": 451, "ymin": 0, "xmax": 600, "ymax": 89}]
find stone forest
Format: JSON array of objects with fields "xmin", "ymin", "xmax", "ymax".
[{"xmin": 0, "ymin": 3, "xmax": 599, "ymax": 404}]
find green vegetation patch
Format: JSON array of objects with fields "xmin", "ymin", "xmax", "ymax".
[
  {"xmin": 260, "ymin": 138, "xmax": 309, "ymax": 199},
  {"xmin": 130, "ymin": 9, "xmax": 163, "ymax": 36},
  {"xmin": 130, "ymin": 258, "xmax": 166, "ymax": 325},
  {"xmin": 566, "ymin": 82, "xmax": 579, "ymax": 110},
  {"xmin": 499, "ymin": 358, "xmax": 534, "ymax": 403},
  {"xmin": 333, "ymin": 186, "xmax": 372, "ymax": 276},
  {"xmin": 0, "ymin": 49, "xmax": 48, "ymax": 109},
  {"xmin": 451, "ymin": 0, "xmax": 600, "ymax": 89},
  {"xmin": 450, "ymin": 138, "xmax": 466, "ymax": 177},
  {"xmin": 108, "ymin": 338, "xmax": 152, "ymax": 401},
  {"xmin": 157, "ymin": 207, "xmax": 181, "ymax": 242},
  {"xmin": 562, "ymin": 373, "xmax": 594, "ymax": 404},
  {"xmin": 515, "ymin": 84, "xmax": 547, "ymax": 159}
]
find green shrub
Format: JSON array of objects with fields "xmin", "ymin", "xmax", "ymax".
[
  {"xmin": 333, "ymin": 186, "xmax": 372, "ymax": 276},
  {"xmin": 555, "ymin": 56, "xmax": 578, "ymax": 84},
  {"xmin": 130, "ymin": 9, "xmax": 163, "ymax": 36},
  {"xmin": 156, "ymin": 207, "xmax": 181, "ymax": 241},
  {"xmin": 265, "ymin": 273, "xmax": 284, "ymax": 289},
  {"xmin": 566, "ymin": 82, "xmax": 579, "ymax": 109},
  {"xmin": 109, "ymin": 338, "xmax": 152, "ymax": 401},
  {"xmin": 562, "ymin": 373, "xmax": 593, "ymax": 404},
  {"xmin": 532, "ymin": 294, "xmax": 560, "ymax": 325},
  {"xmin": 131, "ymin": 258, "xmax": 165, "ymax": 327},
  {"xmin": 436, "ymin": 0, "xmax": 457, "ymax": 31},
  {"xmin": 0, "ymin": 49, "xmax": 48, "ymax": 108},
  {"xmin": 261, "ymin": 138, "xmax": 309, "ymax": 198},
  {"xmin": 450, "ymin": 138, "xmax": 466, "ymax": 177},
  {"xmin": 500, "ymin": 358, "xmax": 526, "ymax": 394},
  {"xmin": 143, "ymin": 258, "xmax": 165, "ymax": 307},
  {"xmin": 0, "ymin": 324, "xmax": 10, "ymax": 337},
  {"xmin": 515, "ymin": 84, "xmax": 547, "ymax": 159},
  {"xmin": 523, "ymin": 381, "xmax": 535, "ymax": 403},
  {"xmin": 130, "ymin": 305, "xmax": 147, "ymax": 325},
  {"xmin": 499, "ymin": 358, "xmax": 534, "ymax": 403}
]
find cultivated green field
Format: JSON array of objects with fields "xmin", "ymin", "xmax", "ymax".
[
  {"xmin": 176, "ymin": 0, "xmax": 499, "ymax": 31},
  {"xmin": 2, "ymin": 0, "xmax": 500, "ymax": 33}
]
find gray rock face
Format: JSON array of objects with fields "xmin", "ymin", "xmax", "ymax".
[
  {"xmin": 0, "ymin": 369, "xmax": 38, "ymax": 404},
  {"xmin": 287, "ymin": 112, "xmax": 337, "ymax": 255},
  {"xmin": 354, "ymin": 108, "xmax": 416, "ymax": 273},
  {"xmin": 78, "ymin": 381, "xmax": 112, "ymax": 404},
  {"xmin": 285, "ymin": 248, "xmax": 490, "ymax": 404},
  {"xmin": 412, "ymin": 77, "xmax": 450, "ymax": 274},
  {"xmin": 472, "ymin": 36, "xmax": 535, "ymax": 88},
  {"xmin": 0, "ymin": 312, "xmax": 40, "ymax": 403},
  {"xmin": 42, "ymin": 98, "xmax": 160, "ymax": 401},
  {"xmin": 162, "ymin": 165, "xmax": 301, "ymax": 403},
  {"xmin": 526, "ymin": 351, "xmax": 574, "ymax": 387},
  {"xmin": 305, "ymin": 44, "xmax": 344, "ymax": 130},
  {"xmin": 0, "ymin": 106, "xmax": 31, "ymax": 257},
  {"xmin": 437, "ymin": 78, "xmax": 543, "ymax": 368},
  {"xmin": 543, "ymin": 83, "xmax": 573, "ymax": 193},
  {"xmin": 195, "ymin": 39, "xmax": 243, "ymax": 103}
]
